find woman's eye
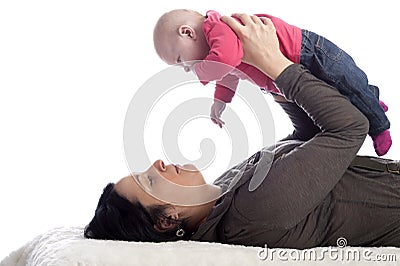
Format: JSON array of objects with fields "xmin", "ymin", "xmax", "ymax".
[
  {"xmin": 137, "ymin": 175, "xmax": 152, "ymax": 190},
  {"xmin": 177, "ymin": 57, "xmax": 181, "ymax": 63}
]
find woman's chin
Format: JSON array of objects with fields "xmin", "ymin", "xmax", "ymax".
[{"xmin": 181, "ymin": 164, "xmax": 198, "ymax": 171}]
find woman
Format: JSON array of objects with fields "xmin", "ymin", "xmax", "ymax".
[{"xmin": 84, "ymin": 14, "xmax": 400, "ymax": 248}]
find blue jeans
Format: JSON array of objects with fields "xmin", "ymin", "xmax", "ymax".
[{"xmin": 300, "ymin": 29, "xmax": 390, "ymax": 136}]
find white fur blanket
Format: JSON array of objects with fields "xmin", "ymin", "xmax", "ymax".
[{"xmin": 1, "ymin": 227, "xmax": 399, "ymax": 266}]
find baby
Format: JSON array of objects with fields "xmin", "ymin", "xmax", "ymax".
[{"xmin": 153, "ymin": 9, "xmax": 392, "ymax": 156}]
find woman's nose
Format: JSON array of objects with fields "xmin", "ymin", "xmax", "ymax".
[{"xmin": 154, "ymin": 160, "xmax": 166, "ymax": 171}]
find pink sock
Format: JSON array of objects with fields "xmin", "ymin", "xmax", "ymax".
[
  {"xmin": 379, "ymin": 100, "xmax": 388, "ymax": 112},
  {"xmin": 371, "ymin": 130, "xmax": 392, "ymax": 156}
]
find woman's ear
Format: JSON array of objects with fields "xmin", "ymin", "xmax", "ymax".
[
  {"xmin": 153, "ymin": 217, "xmax": 177, "ymax": 232},
  {"xmin": 178, "ymin": 25, "xmax": 197, "ymax": 39},
  {"xmin": 153, "ymin": 207, "xmax": 179, "ymax": 232}
]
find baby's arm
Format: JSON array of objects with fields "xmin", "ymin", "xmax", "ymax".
[
  {"xmin": 214, "ymin": 74, "xmax": 239, "ymax": 103},
  {"xmin": 210, "ymin": 74, "xmax": 240, "ymax": 128}
]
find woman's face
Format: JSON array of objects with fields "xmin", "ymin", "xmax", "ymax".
[{"xmin": 114, "ymin": 160, "xmax": 207, "ymax": 207}]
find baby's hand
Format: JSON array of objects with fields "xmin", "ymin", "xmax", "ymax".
[{"xmin": 210, "ymin": 100, "xmax": 226, "ymax": 128}]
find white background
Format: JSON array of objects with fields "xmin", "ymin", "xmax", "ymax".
[{"xmin": 0, "ymin": 0, "xmax": 399, "ymax": 259}]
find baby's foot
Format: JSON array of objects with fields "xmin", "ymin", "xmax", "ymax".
[
  {"xmin": 379, "ymin": 100, "xmax": 388, "ymax": 112},
  {"xmin": 371, "ymin": 130, "xmax": 392, "ymax": 156}
]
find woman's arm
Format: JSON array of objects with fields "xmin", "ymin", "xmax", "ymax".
[
  {"xmin": 223, "ymin": 14, "xmax": 369, "ymax": 227},
  {"xmin": 275, "ymin": 98, "xmax": 321, "ymax": 141},
  {"xmin": 273, "ymin": 94, "xmax": 321, "ymax": 141},
  {"xmin": 265, "ymin": 64, "xmax": 368, "ymax": 227}
]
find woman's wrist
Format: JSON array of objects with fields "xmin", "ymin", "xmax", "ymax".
[{"xmin": 256, "ymin": 53, "xmax": 293, "ymax": 81}]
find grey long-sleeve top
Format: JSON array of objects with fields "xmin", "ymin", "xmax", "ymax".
[{"xmin": 191, "ymin": 64, "xmax": 400, "ymax": 248}]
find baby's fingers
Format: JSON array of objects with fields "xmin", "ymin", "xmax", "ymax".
[{"xmin": 211, "ymin": 117, "xmax": 222, "ymax": 128}]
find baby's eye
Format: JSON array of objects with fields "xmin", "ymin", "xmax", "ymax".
[{"xmin": 148, "ymin": 176, "xmax": 153, "ymax": 186}]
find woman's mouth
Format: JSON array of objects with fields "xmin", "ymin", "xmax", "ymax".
[{"xmin": 174, "ymin": 164, "xmax": 180, "ymax": 174}]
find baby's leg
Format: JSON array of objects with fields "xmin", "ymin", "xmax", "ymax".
[
  {"xmin": 300, "ymin": 30, "xmax": 392, "ymax": 155},
  {"xmin": 379, "ymin": 100, "xmax": 388, "ymax": 112},
  {"xmin": 371, "ymin": 130, "xmax": 392, "ymax": 156},
  {"xmin": 372, "ymin": 99, "xmax": 391, "ymax": 156}
]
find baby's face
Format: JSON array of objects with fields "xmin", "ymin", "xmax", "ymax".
[{"xmin": 157, "ymin": 29, "xmax": 209, "ymax": 71}]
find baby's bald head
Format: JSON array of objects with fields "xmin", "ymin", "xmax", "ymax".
[{"xmin": 153, "ymin": 9, "xmax": 206, "ymax": 64}]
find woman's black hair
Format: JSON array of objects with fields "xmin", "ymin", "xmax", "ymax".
[{"xmin": 84, "ymin": 183, "xmax": 189, "ymax": 242}]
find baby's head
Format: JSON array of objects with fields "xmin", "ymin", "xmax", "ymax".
[{"xmin": 153, "ymin": 9, "xmax": 209, "ymax": 69}]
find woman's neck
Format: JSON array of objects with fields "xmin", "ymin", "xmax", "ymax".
[{"xmin": 179, "ymin": 197, "xmax": 219, "ymax": 233}]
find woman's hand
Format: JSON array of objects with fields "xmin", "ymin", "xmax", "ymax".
[{"xmin": 221, "ymin": 13, "xmax": 293, "ymax": 80}]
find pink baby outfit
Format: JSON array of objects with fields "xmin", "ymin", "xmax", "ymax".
[
  {"xmin": 194, "ymin": 10, "xmax": 302, "ymax": 103},
  {"xmin": 193, "ymin": 11, "xmax": 392, "ymax": 157}
]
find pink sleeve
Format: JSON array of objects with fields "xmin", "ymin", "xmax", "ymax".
[
  {"xmin": 214, "ymin": 74, "xmax": 239, "ymax": 103},
  {"xmin": 265, "ymin": 78, "xmax": 282, "ymax": 94},
  {"xmin": 195, "ymin": 20, "xmax": 243, "ymax": 85}
]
